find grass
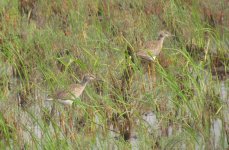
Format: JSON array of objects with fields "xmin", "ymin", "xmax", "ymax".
[{"xmin": 0, "ymin": 0, "xmax": 228, "ymax": 149}]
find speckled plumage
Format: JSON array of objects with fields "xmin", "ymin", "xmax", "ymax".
[
  {"xmin": 137, "ymin": 31, "xmax": 171, "ymax": 61},
  {"xmin": 46, "ymin": 74, "xmax": 95, "ymax": 105}
]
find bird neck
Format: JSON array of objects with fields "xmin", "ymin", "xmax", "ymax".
[
  {"xmin": 157, "ymin": 36, "xmax": 165, "ymax": 48},
  {"xmin": 157, "ymin": 35, "xmax": 165, "ymax": 41},
  {"xmin": 80, "ymin": 79, "xmax": 88, "ymax": 86}
]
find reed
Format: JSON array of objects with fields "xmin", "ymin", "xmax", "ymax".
[{"xmin": 0, "ymin": 0, "xmax": 228, "ymax": 149}]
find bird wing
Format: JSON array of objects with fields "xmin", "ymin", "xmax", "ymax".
[
  {"xmin": 52, "ymin": 83, "xmax": 86, "ymax": 100},
  {"xmin": 137, "ymin": 50, "xmax": 155, "ymax": 61},
  {"xmin": 54, "ymin": 89, "xmax": 71, "ymax": 100}
]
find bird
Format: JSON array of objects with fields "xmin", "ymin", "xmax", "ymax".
[
  {"xmin": 136, "ymin": 31, "xmax": 172, "ymax": 89},
  {"xmin": 46, "ymin": 74, "xmax": 96, "ymax": 106},
  {"xmin": 136, "ymin": 30, "xmax": 172, "ymax": 61}
]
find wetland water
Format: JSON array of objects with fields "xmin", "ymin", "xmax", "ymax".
[{"xmin": 0, "ymin": 65, "xmax": 228, "ymax": 149}]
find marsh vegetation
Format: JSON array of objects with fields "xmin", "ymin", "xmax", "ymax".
[{"xmin": 0, "ymin": 0, "xmax": 228, "ymax": 149}]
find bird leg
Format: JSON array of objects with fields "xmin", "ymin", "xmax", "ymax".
[
  {"xmin": 59, "ymin": 110, "xmax": 66, "ymax": 135},
  {"xmin": 147, "ymin": 63, "xmax": 152, "ymax": 89},
  {"xmin": 151, "ymin": 62, "xmax": 156, "ymax": 88},
  {"xmin": 147, "ymin": 62, "xmax": 156, "ymax": 89},
  {"xmin": 68, "ymin": 108, "xmax": 74, "ymax": 133}
]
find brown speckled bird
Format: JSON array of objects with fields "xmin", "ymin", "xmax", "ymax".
[
  {"xmin": 137, "ymin": 31, "xmax": 171, "ymax": 61},
  {"xmin": 46, "ymin": 74, "xmax": 95, "ymax": 106}
]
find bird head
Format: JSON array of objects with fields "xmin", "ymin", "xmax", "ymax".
[
  {"xmin": 82, "ymin": 74, "xmax": 96, "ymax": 83},
  {"xmin": 158, "ymin": 31, "xmax": 171, "ymax": 39}
]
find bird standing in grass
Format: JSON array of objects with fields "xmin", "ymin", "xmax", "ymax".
[
  {"xmin": 44, "ymin": 74, "xmax": 95, "ymax": 131},
  {"xmin": 46, "ymin": 74, "xmax": 95, "ymax": 106},
  {"xmin": 136, "ymin": 31, "xmax": 172, "ymax": 88}
]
